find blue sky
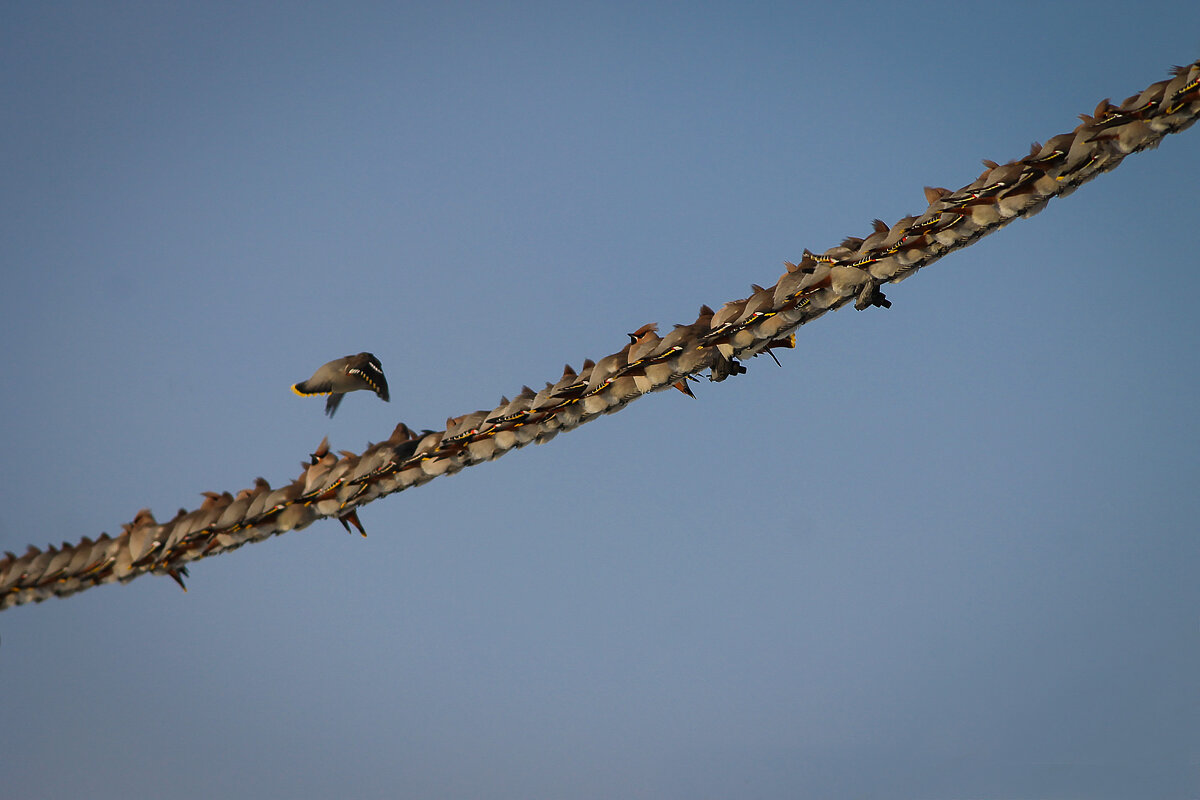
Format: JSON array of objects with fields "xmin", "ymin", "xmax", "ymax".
[{"xmin": 2, "ymin": 2, "xmax": 1198, "ymax": 797}]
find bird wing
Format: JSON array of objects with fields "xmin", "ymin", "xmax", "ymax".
[{"xmin": 349, "ymin": 364, "xmax": 389, "ymax": 402}]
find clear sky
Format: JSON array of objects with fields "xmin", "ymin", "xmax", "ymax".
[{"xmin": 2, "ymin": 2, "xmax": 1198, "ymax": 798}]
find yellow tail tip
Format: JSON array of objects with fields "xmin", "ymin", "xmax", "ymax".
[{"xmin": 292, "ymin": 383, "xmax": 329, "ymax": 397}]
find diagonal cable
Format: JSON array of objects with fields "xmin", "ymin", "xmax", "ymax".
[{"xmin": 3, "ymin": 59, "xmax": 1198, "ymax": 611}]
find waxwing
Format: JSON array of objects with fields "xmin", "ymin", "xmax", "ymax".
[
  {"xmin": 301, "ymin": 449, "xmax": 340, "ymax": 499},
  {"xmin": 347, "ymin": 441, "xmax": 396, "ymax": 486},
  {"xmin": 1059, "ymin": 122, "xmax": 1108, "ymax": 180},
  {"xmin": 125, "ymin": 509, "xmax": 162, "ymax": 566},
  {"xmin": 854, "ymin": 280, "xmax": 891, "ymax": 311},
  {"xmin": 81, "ymin": 533, "xmax": 119, "ymax": 578},
  {"xmin": 709, "ymin": 351, "xmax": 747, "ymax": 382},
  {"xmin": 773, "ymin": 256, "xmax": 818, "ymax": 307},
  {"xmin": 243, "ymin": 477, "xmax": 274, "ymax": 521},
  {"xmin": 213, "ymin": 488, "xmax": 254, "ymax": 534},
  {"xmin": 1028, "ymin": 133, "xmax": 1073, "ymax": 167},
  {"xmin": 857, "ymin": 219, "xmax": 891, "ymax": 254},
  {"xmin": 293, "ymin": 352, "xmax": 390, "ymax": 417},
  {"xmin": 584, "ymin": 345, "xmax": 634, "ymax": 395},
  {"xmin": 63, "ymin": 536, "xmax": 98, "ymax": 579},
  {"xmin": 1162, "ymin": 64, "xmax": 1200, "ymax": 115},
  {"xmin": 257, "ymin": 480, "xmax": 305, "ymax": 523},
  {"xmin": 442, "ymin": 410, "xmax": 489, "ymax": 445},
  {"xmin": 625, "ymin": 324, "xmax": 661, "ymax": 362},
  {"xmin": 552, "ymin": 359, "xmax": 596, "ymax": 400},
  {"xmin": 483, "ymin": 384, "xmax": 535, "ymax": 420},
  {"xmin": 542, "ymin": 365, "xmax": 581, "ymax": 402},
  {"xmin": 41, "ymin": 545, "xmax": 75, "ymax": 585},
  {"xmin": 22, "ymin": 545, "xmax": 55, "ymax": 587}
]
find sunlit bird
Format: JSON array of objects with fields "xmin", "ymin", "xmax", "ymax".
[{"xmin": 292, "ymin": 352, "xmax": 390, "ymax": 417}]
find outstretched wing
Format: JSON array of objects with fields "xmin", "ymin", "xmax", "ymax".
[{"xmin": 350, "ymin": 357, "xmax": 389, "ymax": 402}]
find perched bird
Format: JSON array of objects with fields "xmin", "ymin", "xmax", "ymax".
[{"xmin": 292, "ymin": 353, "xmax": 390, "ymax": 417}]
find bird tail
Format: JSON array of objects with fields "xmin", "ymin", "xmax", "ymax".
[{"xmin": 292, "ymin": 381, "xmax": 328, "ymax": 397}]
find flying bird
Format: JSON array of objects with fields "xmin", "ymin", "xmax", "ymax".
[{"xmin": 292, "ymin": 353, "xmax": 390, "ymax": 417}]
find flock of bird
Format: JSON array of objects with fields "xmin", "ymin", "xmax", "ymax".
[{"xmin": 2, "ymin": 60, "xmax": 1197, "ymax": 610}]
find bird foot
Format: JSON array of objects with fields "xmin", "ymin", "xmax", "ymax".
[{"xmin": 855, "ymin": 280, "xmax": 892, "ymax": 310}]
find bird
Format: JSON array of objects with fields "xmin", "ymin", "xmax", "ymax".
[{"xmin": 292, "ymin": 353, "xmax": 390, "ymax": 417}]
